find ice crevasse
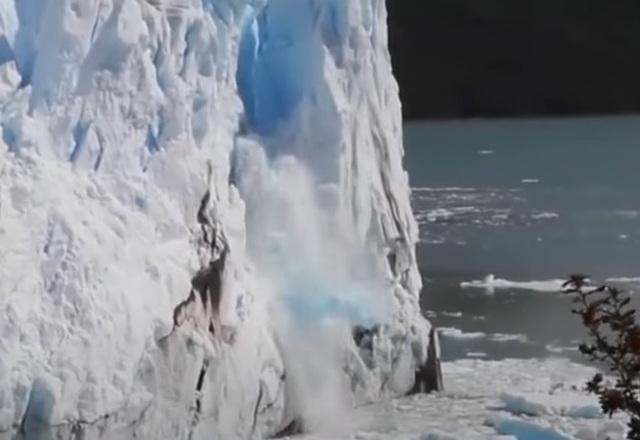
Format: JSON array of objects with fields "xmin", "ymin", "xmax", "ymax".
[{"xmin": 0, "ymin": 0, "xmax": 431, "ymax": 438}]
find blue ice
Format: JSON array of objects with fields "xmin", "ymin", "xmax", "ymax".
[
  {"xmin": 495, "ymin": 419, "xmax": 575, "ymax": 440},
  {"xmin": 12, "ymin": 0, "xmax": 43, "ymax": 87},
  {"xmin": 236, "ymin": 0, "xmax": 347, "ymax": 136},
  {"xmin": 0, "ymin": 36, "xmax": 14, "ymax": 66},
  {"xmin": 69, "ymin": 121, "xmax": 91, "ymax": 162},
  {"xmin": 283, "ymin": 293, "xmax": 370, "ymax": 324},
  {"xmin": 21, "ymin": 379, "xmax": 55, "ymax": 440},
  {"xmin": 282, "ymin": 275, "xmax": 375, "ymax": 326}
]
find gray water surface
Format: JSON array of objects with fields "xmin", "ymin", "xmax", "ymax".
[{"xmin": 405, "ymin": 116, "xmax": 640, "ymax": 361}]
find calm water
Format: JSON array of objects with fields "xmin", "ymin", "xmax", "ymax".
[{"xmin": 405, "ymin": 116, "xmax": 640, "ymax": 361}]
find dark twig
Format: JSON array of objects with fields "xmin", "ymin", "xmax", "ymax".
[{"xmin": 563, "ymin": 275, "xmax": 640, "ymax": 439}]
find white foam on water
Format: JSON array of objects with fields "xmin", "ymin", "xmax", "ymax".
[
  {"xmin": 421, "ymin": 208, "xmax": 454, "ymax": 222},
  {"xmin": 424, "ymin": 238, "xmax": 447, "ymax": 245},
  {"xmin": 411, "ymin": 187, "xmax": 481, "ymax": 192},
  {"xmin": 546, "ymin": 343, "xmax": 579, "ymax": 354},
  {"xmin": 606, "ymin": 277, "xmax": 640, "ymax": 284},
  {"xmin": 531, "ymin": 212, "xmax": 560, "ymax": 220},
  {"xmin": 416, "ymin": 206, "xmax": 484, "ymax": 224},
  {"xmin": 611, "ymin": 210, "xmax": 640, "ymax": 219},
  {"xmin": 465, "ymin": 352, "xmax": 487, "ymax": 358},
  {"xmin": 489, "ymin": 333, "xmax": 529, "ymax": 343}
]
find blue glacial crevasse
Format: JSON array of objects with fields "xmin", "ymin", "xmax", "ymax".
[{"xmin": 237, "ymin": 0, "xmax": 347, "ymax": 136}]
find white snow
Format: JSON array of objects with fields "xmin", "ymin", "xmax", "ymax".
[
  {"xmin": 461, "ymin": 274, "xmax": 566, "ymax": 294},
  {"xmin": 0, "ymin": 0, "xmax": 430, "ymax": 438}
]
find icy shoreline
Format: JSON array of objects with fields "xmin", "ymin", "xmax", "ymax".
[{"xmin": 291, "ymin": 357, "xmax": 626, "ymax": 440}]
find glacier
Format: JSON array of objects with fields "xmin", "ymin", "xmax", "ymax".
[{"xmin": 0, "ymin": 0, "xmax": 431, "ymax": 438}]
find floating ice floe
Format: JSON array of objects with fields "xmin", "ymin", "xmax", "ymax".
[
  {"xmin": 438, "ymin": 327, "xmax": 486, "ymax": 340},
  {"xmin": 489, "ymin": 333, "xmax": 529, "ymax": 343},
  {"xmin": 437, "ymin": 328, "xmax": 528, "ymax": 344},
  {"xmin": 491, "ymin": 416, "xmax": 576, "ymax": 440},
  {"xmin": 461, "ymin": 274, "xmax": 566, "ymax": 293},
  {"xmin": 500, "ymin": 392, "xmax": 602, "ymax": 419}
]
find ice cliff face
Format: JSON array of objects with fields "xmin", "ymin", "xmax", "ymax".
[{"xmin": 0, "ymin": 0, "xmax": 430, "ymax": 438}]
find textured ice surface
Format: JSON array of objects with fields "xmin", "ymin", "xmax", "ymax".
[{"xmin": 0, "ymin": 0, "xmax": 428, "ymax": 438}]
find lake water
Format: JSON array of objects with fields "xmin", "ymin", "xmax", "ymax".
[{"xmin": 405, "ymin": 116, "xmax": 640, "ymax": 362}]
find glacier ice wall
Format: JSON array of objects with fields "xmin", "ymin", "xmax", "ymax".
[{"xmin": 0, "ymin": 0, "xmax": 429, "ymax": 438}]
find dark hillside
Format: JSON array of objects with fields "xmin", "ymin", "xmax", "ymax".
[{"xmin": 387, "ymin": 0, "xmax": 640, "ymax": 119}]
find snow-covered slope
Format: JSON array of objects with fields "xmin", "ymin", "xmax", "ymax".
[{"xmin": 0, "ymin": 1, "xmax": 429, "ymax": 438}]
